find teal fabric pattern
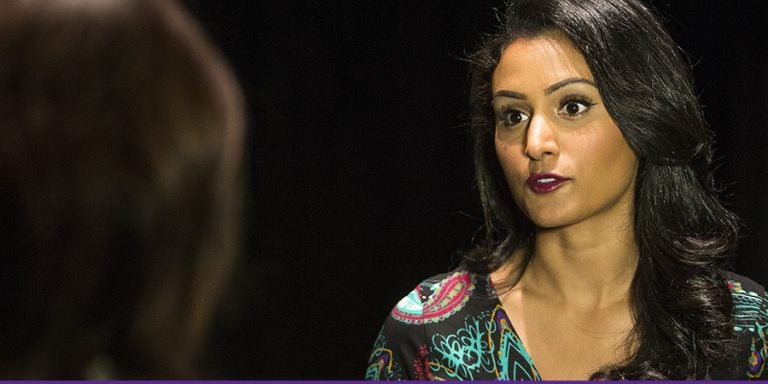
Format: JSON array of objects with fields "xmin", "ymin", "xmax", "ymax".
[{"xmin": 729, "ymin": 279, "xmax": 768, "ymax": 378}]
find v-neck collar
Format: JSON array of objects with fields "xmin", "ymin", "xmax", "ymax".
[{"xmin": 484, "ymin": 273, "xmax": 543, "ymax": 380}]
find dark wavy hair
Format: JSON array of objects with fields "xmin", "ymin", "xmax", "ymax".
[
  {"xmin": 0, "ymin": 0, "xmax": 245, "ymax": 378},
  {"xmin": 464, "ymin": 0, "xmax": 740, "ymax": 379}
]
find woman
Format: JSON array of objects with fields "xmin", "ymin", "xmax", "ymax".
[
  {"xmin": 0, "ymin": 0, "xmax": 245, "ymax": 378},
  {"xmin": 366, "ymin": 0, "xmax": 766, "ymax": 380}
]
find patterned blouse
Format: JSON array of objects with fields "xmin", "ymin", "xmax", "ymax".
[{"xmin": 365, "ymin": 270, "xmax": 768, "ymax": 380}]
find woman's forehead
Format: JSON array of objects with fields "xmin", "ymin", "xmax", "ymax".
[{"xmin": 492, "ymin": 34, "xmax": 593, "ymax": 93}]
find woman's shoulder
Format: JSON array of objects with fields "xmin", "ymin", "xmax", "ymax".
[
  {"xmin": 725, "ymin": 272, "xmax": 767, "ymax": 321},
  {"xmin": 725, "ymin": 271, "xmax": 766, "ymax": 330},
  {"xmin": 369, "ymin": 269, "xmax": 535, "ymax": 380},
  {"xmin": 387, "ymin": 269, "xmax": 496, "ymax": 325},
  {"xmin": 726, "ymin": 271, "xmax": 766, "ymax": 295},
  {"xmin": 724, "ymin": 271, "xmax": 767, "ymax": 379}
]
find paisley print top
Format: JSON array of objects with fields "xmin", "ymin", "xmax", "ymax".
[{"xmin": 365, "ymin": 270, "xmax": 768, "ymax": 380}]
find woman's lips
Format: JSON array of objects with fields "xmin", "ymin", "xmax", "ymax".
[{"xmin": 526, "ymin": 172, "xmax": 570, "ymax": 194}]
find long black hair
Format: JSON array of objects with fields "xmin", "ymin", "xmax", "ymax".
[{"xmin": 465, "ymin": 0, "xmax": 740, "ymax": 379}]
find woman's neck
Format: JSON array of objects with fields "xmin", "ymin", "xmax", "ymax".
[{"xmin": 522, "ymin": 221, "xmax": 639, "ymax": 310}]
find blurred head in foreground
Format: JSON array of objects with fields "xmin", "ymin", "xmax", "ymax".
[{"xmin": 0, "ymin": 0, "xmax": 246, "ymax": 378}]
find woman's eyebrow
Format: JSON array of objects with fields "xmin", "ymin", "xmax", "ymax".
[
  {"xmin": 493, "ymin": 90, "xmax": 527, "ymax": 100},
  {"xmin": 545, "ymin": 77, "xmax": 596, "ymax": 95},
  {"xmin": 493, "ymin": 78, "xmax": 596, "ymax": 100}
]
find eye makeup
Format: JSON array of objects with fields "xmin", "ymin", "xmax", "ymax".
[{"xmin": 557, "ymin": 94, "xmax": 597, "ymax": 119}]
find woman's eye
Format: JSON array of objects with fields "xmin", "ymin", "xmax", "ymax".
[
  {"xmin": 500, "ymin": 109, "xmax": 530, "ymax": 126},
  {"xmin": 558, "ymin": 100, "xmax": 591, "ymax": 117}
]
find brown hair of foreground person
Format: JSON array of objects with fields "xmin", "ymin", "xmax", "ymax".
[{"xmin": 0, "ymin": 0, "xmax": 246, "ymax": 378}]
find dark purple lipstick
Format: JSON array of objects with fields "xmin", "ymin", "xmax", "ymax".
[{"xmin": 527, "ymin": 172, "xmax": 570, "ymax": 194}]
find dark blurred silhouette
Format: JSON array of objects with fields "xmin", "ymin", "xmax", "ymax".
[{"xmin": 0, "ymin": 0, "xmax": 246, "ymax": 378}]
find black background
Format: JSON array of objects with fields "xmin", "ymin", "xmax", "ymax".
[{"xmin": 183, "ymin": 0, "xmax": 768, "ymax": 379}]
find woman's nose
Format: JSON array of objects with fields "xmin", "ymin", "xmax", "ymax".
[{"xmin": 524, "ymin": 114, "xmax": 559, "ymax": 160}]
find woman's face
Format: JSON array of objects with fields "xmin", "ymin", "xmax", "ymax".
[{"xmin": 492, "ymin": 34, "xmax": 638, "ymax": 230}]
